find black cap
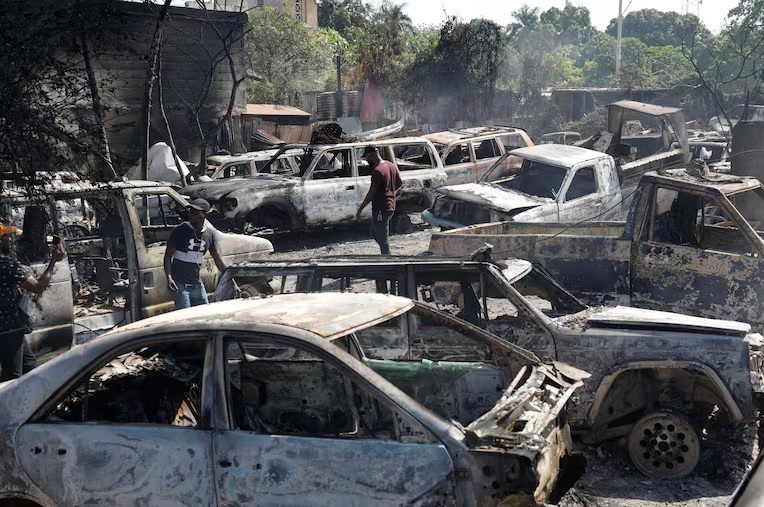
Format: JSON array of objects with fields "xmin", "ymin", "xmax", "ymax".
[
  {"xmin": 363, "ymin": 145, "xmax": 379, "ymax": 156},
  {"xmin": 188, "ymin": 198, "xmax": 211, "ymax": 212}
]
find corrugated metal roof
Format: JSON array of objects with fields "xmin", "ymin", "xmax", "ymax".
[{"xmin": 243, "ymin": 104, "xmax": 311, "ymax": 117}]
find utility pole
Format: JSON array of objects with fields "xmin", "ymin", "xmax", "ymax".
[{"xmin": 615, "ymin": 0, "xmax": 623, "ymax": 84}]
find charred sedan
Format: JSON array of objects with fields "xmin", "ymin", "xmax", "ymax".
[{"xmin": 0, "ymin": 293, "xmax": 582, "ymax": 506}]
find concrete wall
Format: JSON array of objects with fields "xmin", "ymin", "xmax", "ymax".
[{"xmin": 91, "ymin": 1, "xmax": 247, "ymax": 165}]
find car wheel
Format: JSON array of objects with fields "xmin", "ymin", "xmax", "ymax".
[
  {"xmin": 627, "ymin": 410, "xmax": 700, "ymax": 479},
  {"xmin": 237, "ymin": 283, "xmax": 261, "ymax": 299}
]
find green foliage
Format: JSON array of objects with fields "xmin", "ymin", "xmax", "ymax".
[
  {"xmin": 246, "ymin": 7, "xmax": 336, "ymax": 105},
  {"xmin": 353, "ymin": 1, "xmax": 413, "ymax": 86},
  {"xmin": 539, "ymin": 1, "xmax": 594, "ymax": 46},
  {"xmin": 317, "ymin": 0, "xmax": 371, "ymax": 40},
  {"xmin": 605, "ymin": 8, "xmax": 712, "ymax": 49}
]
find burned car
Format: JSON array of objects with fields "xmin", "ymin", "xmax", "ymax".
[
  {"xmin": 0, "ymin": 293, "xmax": 582, "ymax": 506},
  {"xmin": 216, "ymin": 252, "xmax": 764, "ymax": 479},
  {"xmin": 183, "ymin": 137, "xmax": 446, "ymax": 234}
]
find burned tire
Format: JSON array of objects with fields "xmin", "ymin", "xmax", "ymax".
[
  {"xmin": 627, "ymin": 411, "xmax": 700, "ymax": 479},
  {"xmin": 237, "ymin": 283, "xmax": 261, "ymax": 299},
  {"xmin": 244, "ymin": 205, "xmax": 294, "ymax": 235}
]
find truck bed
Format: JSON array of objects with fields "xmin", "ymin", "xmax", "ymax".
[{"xmin": 429, "ymin": 221, "xmax": 632, "ymax": 306}]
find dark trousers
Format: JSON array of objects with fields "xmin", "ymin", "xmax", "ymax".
[
  {"xmin": 0, "ymin": 331, "xmax": 37, "ymax": 382},
  {"xmin": 370, "ymin": 210, "xmax": 393, "ymax": 255}
]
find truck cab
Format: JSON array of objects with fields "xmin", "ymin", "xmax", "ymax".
[{"xmin": 1, "ymin": 180, "xmax": 273, "ymax": 360}]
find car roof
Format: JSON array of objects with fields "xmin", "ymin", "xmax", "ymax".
[
  {"xmin": 111, "ymin": 293, "xmax": 415, "ymax": 340},
  {"xmin": 424, "ymin": 127, "xmax": 524, "ymax": 145},
  {"xmin": 643, "ymin": 169, "xmax": 763, "ymax": 196},
  {"xmin": 510, "ymin": 144, "xmax": 606, "ymax": 167}
]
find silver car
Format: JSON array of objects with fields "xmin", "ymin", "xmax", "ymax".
[{"xmin": 0, "ymin": 293, "xmax": 582, "ymax": 506}]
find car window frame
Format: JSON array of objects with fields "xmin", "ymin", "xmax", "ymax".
[{"xmin": 29, "ymin": 332, "xmax": 215, "ymax": 429}]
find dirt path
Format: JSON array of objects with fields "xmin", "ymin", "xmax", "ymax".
[{"xmin": 261, "ymin": 220, "xmax": 759, "ymax": 507}]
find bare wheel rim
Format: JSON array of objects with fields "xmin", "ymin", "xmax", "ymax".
[{"xmin": 627, "ymin": 411, "xmax": 700, "ymax": 479}]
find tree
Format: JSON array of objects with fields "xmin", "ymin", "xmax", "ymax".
[
  {"xmin": 605, "ymin": 9, "xmax": 712, "ymax": 49},
  {"xmin": 680, "ymin": 0, "xmax": 764, "ymax": 130},
  {"xmin": 318, "ymin": 0, "xmax": 371, "ymax": 39},
  {"xmin": 540, "ymin": 1, "xmax": 594, "ymax": 46},
  {"xmin": 0, "ymin": 0, "xmax": 123, "ymax": 184},
  {"xmin": 246, "ymin": 7, "xmax": 336, "ymax": 104},
  {"xmin": 354, "ymin": 1, "xmax": 413, "ymax": 87},
  {"xmin": 408, "ymin": 17, "xmax": 506, "ymax": 122}
]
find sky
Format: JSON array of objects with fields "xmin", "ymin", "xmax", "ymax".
[{"xmin": 374, "ymin": 0, "xmax": 729, "ymax": 34}]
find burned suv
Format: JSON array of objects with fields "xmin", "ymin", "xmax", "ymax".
[{"xmin": 216, "ymin": 250, "xmax": 764, "ymax": 479}]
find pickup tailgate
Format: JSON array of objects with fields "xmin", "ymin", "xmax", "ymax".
[{"xmin": 465, "ymin": 363, "xmax": 586, "ymax": 504}]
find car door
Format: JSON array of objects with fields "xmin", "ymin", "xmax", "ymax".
[
  {"xmin": 557, "ymin": 163, "xmax": 605, "ymax": 222},
  {"xmin": 631, "ymin": 185, "xmax": 764, "ymax": 325},
  {"xmin": 442, "ymin": 142, "xmax": 474, "ymax": 184},
  {"xmin": 214, "ymin": 334, "xmax": 456, "ymax": 507},
  {"xmin": 302, "ymin": 147, "xmax": 360, "ymax": 226},
  {"xmin": 15, "ymin": 336, "xmax": 215, "ymax": 506},
  {"xmin": 471, "ymin": 138, "xmax": 503, "ymax": 181}
]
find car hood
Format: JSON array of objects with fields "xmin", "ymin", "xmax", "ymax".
[
  {"xmin": 185, "ymin": 174, "xmax": 296, "ymax": 199},
  {"xmin": 560, "ymin": 305, "xmax": 751, "ymax": 337},
  {"xmin": 436, "ymin": 183, "xmax": 551, "ymax": 213}
]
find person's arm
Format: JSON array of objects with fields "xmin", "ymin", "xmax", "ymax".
[
  {"xmin": 210, "ymin": 249, "xmax": 227, "ymax": 274},
  {"xmin": 394, "ymin": 167, "xmax": 402, "ymax": 191},
  {"xmin": 164, "ymin": 229, "xmax": 178, "ymax": 291},
  {"xmin": 164, "ymin": 244, "xmax": 177, "ymax": 291},
  {"xmin": 20, "ymin": 243, "xmax": 65, "ymax": 295},
  {"xmin": 356, "ymin": 179, "xmax": 380, "ymax": 219}
]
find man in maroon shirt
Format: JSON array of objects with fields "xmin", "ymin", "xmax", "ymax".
[{"xmin": 356, "ymin": 145, "xmax": 402, "ymax": 254}]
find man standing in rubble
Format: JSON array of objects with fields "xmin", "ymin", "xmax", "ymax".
[
  {"xmin": 356, "ymin": 145, "xmax": 402, "ymax": 254},
  {"xmin": 0, "ymin": 222, "xmax": 64, "ymax": 382},
  {"xmin": 164, "ymin": 198, "xmax": 227, "ymax": 309}
]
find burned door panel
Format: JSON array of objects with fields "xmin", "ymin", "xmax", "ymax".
[
  {"xmin": 632, "ymin": 187, "xmax": 764, "ymax": 324},
  {"xmin": 213, "ymin": 431, "xmax": 455, "ymax": 507},
  {"xmin": 16, "ymin": 425, "xmax": 214, "ymax": 506},
  {"xmin": 303, "ymin": 148, "xmax": 359, "ymax": 226},
  {"xmin": 219, "ymin": 338, "xmax": 457, "ymax": 506}
]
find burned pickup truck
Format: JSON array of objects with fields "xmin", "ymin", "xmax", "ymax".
[
  {"xmin": 423, "ymin": 101, "xmax": 690, "ymax": 230},
  {"xmin": 0, "ymin": 293, "xmax": 582, "ymax": 505},
  {"xmin": 423, "ymin": 145, "xmax": 626, "ymax": 229},
  {"xmin": 184, "ymin": 137, "xmax": 447, "ymax": 233},
  {"xmin": 215, "ymin": 252, "xmax": 764, "ymax": 479},
  {"xmin": 429, "ymin": 169, "xmax": 764, "ymax": 333},
  {"xmin": 0, "ymin": 180, "xmax": 273, "ymax": 360}
]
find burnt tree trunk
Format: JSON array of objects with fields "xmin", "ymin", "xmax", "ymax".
[{"xmin": 140, "ymin": 0, "xmax": 173, "ymax": 181}]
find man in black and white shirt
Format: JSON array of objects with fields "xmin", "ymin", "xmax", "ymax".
[
  {"xmin": 0, "ymin": 222, "xmax": 64, "ymax": 381},
  {"xmin": 163, "ymin": 198, "xmax": 227, "ymax": 309}
]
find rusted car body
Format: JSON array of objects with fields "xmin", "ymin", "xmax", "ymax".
[
  {"xmin": 537, "ymin": 131, "xmax": 582, "ymax": 145},
  {"xmin": 183, "ymin": 137, "xmax": 447, "ymax": 233},
  {"xmin": 0, "ymin": 293, "xmax": 582, "ymax": 505},
  {"xmin": 429, "ymin": 169, "xmax": 764, "ymax": 333},
  {"xmin": 422, "ymin": 145, "xmax": 625, "ymax": 229},
  {"xmin": 0, "ymin": 181, "xmax": 272, "ymax": 359},
  {"xmin": 424, "ymin": 127, "xmax": 534, "ymax": 185},
  {"xmin": 216, "ymin": 253, "xmax": 764, "ymax": 479}
]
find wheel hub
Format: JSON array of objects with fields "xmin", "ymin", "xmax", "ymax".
[{"xmin": 627, "ymin": 411, "xmax": 700, "ymax": 479}]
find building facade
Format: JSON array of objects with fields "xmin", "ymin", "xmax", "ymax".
[{"xmin": 186, "ymin": 0, "xmax": 318, "ymax": 27}]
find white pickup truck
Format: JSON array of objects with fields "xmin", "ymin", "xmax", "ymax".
[{"xmin": 423, "ymin": 144, "xmax": 628, "ymax": 229}]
